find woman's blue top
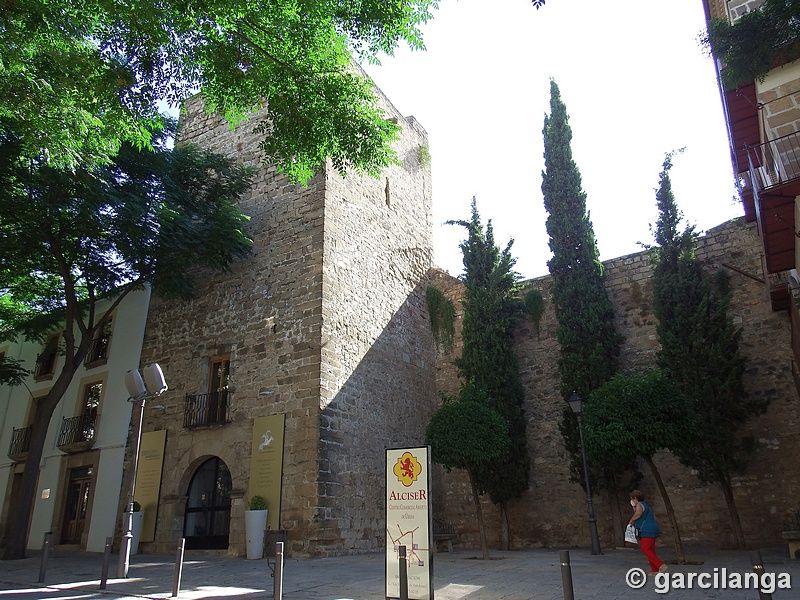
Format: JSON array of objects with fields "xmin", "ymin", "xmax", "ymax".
[{"xmin": 633, "ymin": 501, "xmax": 661, "ymax": 538}]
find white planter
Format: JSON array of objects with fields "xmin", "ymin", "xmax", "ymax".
[
  {"xmin": 245, "ymin": 510, "xmax": 268, "ymax": 559},
  {"xmin": 130, "ymin": 511, "xmax": 145, "ymax": 555}
]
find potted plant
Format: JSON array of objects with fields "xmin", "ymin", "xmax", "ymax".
[
  {"xmin": 245, "ymin": 495, "xmax": 268, "ymax": 559},
  {"xmin": 130, "ymin": 501, "xmax": 144, "ymax": 555}
]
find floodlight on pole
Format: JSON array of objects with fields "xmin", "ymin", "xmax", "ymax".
[{"xmin": 117, "ymin": 363, "xmax": 167, "ymax": 578}]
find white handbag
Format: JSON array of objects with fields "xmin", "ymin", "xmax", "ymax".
[{"xmin": 625, "ymin": 524, "xmax": 639, "ymax": 544}]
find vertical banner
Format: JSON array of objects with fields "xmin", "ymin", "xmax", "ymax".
[
  {"xmin": 385, "ymin": 446, "xmax": 433, "ymax": 600},
  {"xmin": 134, "ymin": 429, "xmax": 166, "ymax": 542},
  {"xmin": 248, "ymin": 414, "xmax": 285, "ymax": 531}
]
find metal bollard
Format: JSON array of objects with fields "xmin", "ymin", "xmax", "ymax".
[
  {"xmin": 750, "ymin": 549, "xmax": 773, "ymax": 600},
  {"xmin": 38, "ymin": 532, "xmax": 52, "ymax": 583},
  {"xmin": 273, "ymin": 541, "xmax": 284, "ymax": 600},
  {"xmin": 559, "ymin": 550, "xmax": 575, "ymax": 600},
  {"xmin": 398, "ymin": 545, "xmax": 408, "ymax": 600},
  {"xmin": 100, "ymin": 537, "xmax": 113, "ymax": 589},
  {"xmin": 172, "ymin": 538, "xmax": 185, "ymax": 597}
]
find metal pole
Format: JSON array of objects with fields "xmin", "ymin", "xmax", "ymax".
[
  {"xmin": 750, "ymin": 549, "xmax": 773, "ymax": 600},
  {"xmin": 100, "ymin": 536, "xmax": 112, "ymax": 589},
  {"xmin": 559, "ymin": 550, "xmax": 575, "ymax": 600},
  {"xmin": 117, "ymin": 395, "xmax": 146, "ymax": 578},
  {"xmin": 576, "ymin": 413, "xmax": 602, "ymax": 555},
  {"xmin": 273, "ymin": 541, "xmax": 284, "ymax": 600},
  {"xmin": 37, "ymin": 532, "xmax": 52, "ymax": 583},
  {"xmin": 398, "ymin": 545, "xmax": 408, "ymax": 600},
  {"xmin": 172, "ymin": 538, "xmax": 185, "ymax": 597}
]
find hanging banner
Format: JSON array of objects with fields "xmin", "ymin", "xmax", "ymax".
[
  {"xmin": 134, "ymin": 429, "xmax": 166, "ymax": 542},
  {"xmin": 385, "ymin": 446, "xmax": 433, "ymax": 600},
  {"xmin": 249, "ymin": 414, "xmax": 285, "ymax": 530}
]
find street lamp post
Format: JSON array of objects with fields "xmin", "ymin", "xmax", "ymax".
[
  {"xmin": 117, "ymin": 363, "xmax": 167, "ymax": 578},
  {"xmin": 567, "ymin": 391, "xmax": 602, "ymax": 555}
]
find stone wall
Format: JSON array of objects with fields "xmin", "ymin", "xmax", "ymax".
[
  {"xmin": 128, "ymin": 72, "xmax": 436, "ymax": 556},
  {"xmin": 433, "ymin": 218, "xmax": 800, "ymax": 551}
]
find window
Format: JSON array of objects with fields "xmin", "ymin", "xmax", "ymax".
[
  {"xmin": 35, "ymin": 334, "xmax": 59, "ymax": 379},
  {"xmin": 84, "ymin": 319, "xmax": 112, "ymax": 366},
  {"xmin": 57, "ymin": 382, "xmax": 102, "ymax": 448}
]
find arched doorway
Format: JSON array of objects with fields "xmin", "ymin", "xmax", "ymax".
[{"xmin": 183, "ymin": 457, "xmax": 232, "ymax": 549}]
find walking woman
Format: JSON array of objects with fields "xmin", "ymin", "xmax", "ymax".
[{"xmin": 629, "ymin": 490, "xmax": 667, "ymax": 575}]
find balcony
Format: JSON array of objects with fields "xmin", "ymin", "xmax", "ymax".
[
  {"xmin": 746, "ymin": 131, "xmax": 800, "ymax": 280},
  {"xmin": 83, "ymin": 334, "xmax": 111, "ymax": 367},
  {"xmin": 8, "ymin": 426, "xmax": 32, "ymax": 461},
  {"xmin": 184, "ymin": 391, "xmax": 231, "ymax": 428},
  {"xmin": 56, "ymin": 413, "xmax": 97, "ymax": 453}
]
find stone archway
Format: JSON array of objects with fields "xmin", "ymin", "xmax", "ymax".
[{"xmin": 182, "ymin": 456, "xmax": 232, "ymax": 549}]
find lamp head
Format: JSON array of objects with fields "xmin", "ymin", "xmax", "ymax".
[
  {"xmin": 124, "ymin": 369, "xmax": 147, "ymax": 399},
  {"xmin": 567, "ymin": 391, "xmax": 583, "ymax": 415},
  {"xmin": 142, "ymin": 363, "xmax": 168, "ymax": 396}
]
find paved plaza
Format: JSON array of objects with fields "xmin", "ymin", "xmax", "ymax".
[{"xmin": 0, "ymin": 544, "xmax": 798, "ymax": 599}]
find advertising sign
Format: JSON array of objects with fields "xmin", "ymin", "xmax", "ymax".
[
  {"xmin": 133, "ymin": 429, "xmax": 166, "ymax": 542},
  {"xmin": 385, "ymin": 446, "xmax": 433, "ymax": 600}
]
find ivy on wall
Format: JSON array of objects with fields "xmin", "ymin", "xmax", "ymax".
[
  {"xmin": 704, "ymin": 0, "xmax": 800, "ymax": 88},
  {"xmin": 425, "ymin": 285, "xmax": 455, "ymax": 354}
]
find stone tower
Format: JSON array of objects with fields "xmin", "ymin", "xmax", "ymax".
[{"xmin": 131, "ymin": 74, "xmax": 436, "ymax": 557}]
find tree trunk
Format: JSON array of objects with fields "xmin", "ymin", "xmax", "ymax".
[
  {"xmin": 499, "ymin": 502, "xmax": 509, "ymax": 551},
  {"xmin": 468, "ymin": 469, "xmax": 491, "ymax": 560},
  {"xmin": 606, "ymin": 488, "xmax": 625, "ymax": 548},
  {"xmin": 644, "ymin": 456, "xmax": 685, "ymax": 564},
  {"xmin": 719, "ymin": 473, "xmax": 746, "ymax": 550}
]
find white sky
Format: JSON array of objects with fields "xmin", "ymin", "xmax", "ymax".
[{"xmin": 362, "ymin": 0, "xmax": 741, "ymax": 280}]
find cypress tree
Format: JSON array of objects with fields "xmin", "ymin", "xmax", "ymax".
[
  {"xmin": 651, "ymin": 153, "xmax": 767, "ymax": 550},
  {"xmin": 447, "ymin": 197, "xmax": 529, "ymax": 551},
  {"xmin": 542, "ymin": 79, "xmax": 626, "ymax": 545}
]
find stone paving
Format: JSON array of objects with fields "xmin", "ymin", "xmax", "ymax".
[{"xmin": 0, "ymin": 545, "xmax": 798, "ymax": 599}]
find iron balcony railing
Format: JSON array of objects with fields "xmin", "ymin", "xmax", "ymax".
[
  {"xmin": 57, "ymin": 412, "xmax": 97, "ymax": 448},
  {"xmin": 184, "ymin": 390, "xmax": 231, "ymax": 428},
  {"xmin": 8, "ymin": 426, "xmax": 32, "ymax": 459},
  {"xmin": 746, "ymin": 130, "xmax": 800, "ymax": 196},
  {"xmin": 83, "ymin": 334, "xmax": 111, "ymax": 366},
  {"xmin": 34, "ymin": 352, "xmax": 56, "ymax": 378}
]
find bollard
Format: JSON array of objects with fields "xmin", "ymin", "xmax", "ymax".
[
  {"xmin": 38, "ymin": 532, "xmax": 52, "ymax": 583},
  {"xmin": 273, "ymin": 541, "xmax": 284, "ymax": 600},
  {"xmin": 398, "ymin": 545, "xmax": 408, "ymax": 600},
  {"xmin": 100, "ymin": 537, "xmax": 112, "ymax": 589},
  {"xmin": 172, "ymin": 538, "xmax": 185, "ymax": 597},
  {"xmin": 750, "ymin": 549, "xmax": 773, "ymax": 600},
  {"xmin": 559, "ymin": 550, "xmax": 575, "ymax": 600}
]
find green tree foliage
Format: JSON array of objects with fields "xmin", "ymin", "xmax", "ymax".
[
  {"xmin": 584, "ymin": 370, "xmax": 694, "ymax": 563},
  {"xmin": 542, "ymin": 79, "xmax": 624, "ymax": 501},
  {"xmin": 425, "ymin": 385, "xmax": 510, "ymax": 560},
  {"xmin": 447, "ymin": 198, "xmax": 528, "ymax": 550},
  {"xmin": 0, "ymin": 0, "xmax": 439, "ymax": 180},
  {"xmin": 651, "ymin": 154, "xmax": 767, "ymax": 550},
  {"xmin": 703, "ymin": 0, "xmax": 800, "ymax": 89},
  {"xmin": 0, "ymin": 121, "xmax": 253, "ymax": 559}
]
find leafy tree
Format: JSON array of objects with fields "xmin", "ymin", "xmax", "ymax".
[
  {"xmin": 1, "ymin": 0, "xmax": 439, "ymax": 180},
  {"xmin": 541, "ymin": 79, "xmax": 625, "ymax": 542},
  {"xmin": 447, "ymin": 198, "xmax": 528, "ymax": 551},
  {"xmin": 0, "ymin": 121, "xmax": 253, "ymax": 560},
  {"xmin": 651, "ymin": 154, "xmax": 767, "ymax": 550},
  {"xmin": 703, "ymin": 0, "xmax": 800, "ymax": 88},
  {"xmin": 425, "ymin": 385, "xmax": 510, "ymax": 560},
  {"xmin": 583, "ymin": 370, "xmax": 695, "ymax": 563}
]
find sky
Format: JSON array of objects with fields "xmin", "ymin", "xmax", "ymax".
[{"xmin": 361, "ymin": 0, "xmax": 742, "ymax": 281}]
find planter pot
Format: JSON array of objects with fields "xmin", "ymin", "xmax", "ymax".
[
  {"xmin": 130, "ymin": 511, "xmax": 145, "ymax": 555},
  {"xmin": 245, "ymin": 509, "xmax": 268, "ymax": 559}
]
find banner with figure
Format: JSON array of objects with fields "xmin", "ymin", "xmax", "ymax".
[{"xmin": 249, "ymin": 414, "xmax": 285, "ymax": 530}]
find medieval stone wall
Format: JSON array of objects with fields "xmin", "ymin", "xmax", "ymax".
[{"xmin": 433, "ymin": 218, "xmax": 800, "ymax": 551}]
